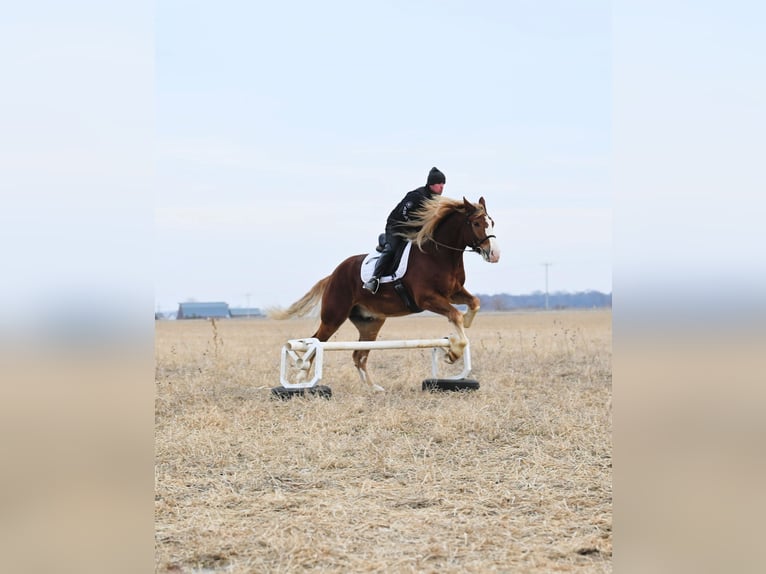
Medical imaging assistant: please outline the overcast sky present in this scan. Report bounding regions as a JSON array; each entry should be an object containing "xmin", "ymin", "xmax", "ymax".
[
  {"xmin": 5, "ymin": 3, "xmax": 760, "ymax": 322},
  {"xmin": 154, "ymin": 1, "xmax": 611, "ymax": 311}
]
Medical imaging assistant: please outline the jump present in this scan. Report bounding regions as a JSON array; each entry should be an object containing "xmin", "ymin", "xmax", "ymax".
[{"xmin": 269, "ymin": 195, "xmax": 501, "ymax": 391}]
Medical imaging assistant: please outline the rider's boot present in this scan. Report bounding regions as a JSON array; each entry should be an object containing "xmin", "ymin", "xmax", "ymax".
[{"xmin": 362, "ymin": 276, "xmax": 380, "ymax": 294}]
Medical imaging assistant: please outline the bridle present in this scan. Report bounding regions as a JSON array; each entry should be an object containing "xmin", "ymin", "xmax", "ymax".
[
  {"xmin": 468, "ymin": 233, "xmax": 497, "ymax": 254},
  {"xmin": 428, "ymin": 213, "xmax": 496, "ymax": 255}
]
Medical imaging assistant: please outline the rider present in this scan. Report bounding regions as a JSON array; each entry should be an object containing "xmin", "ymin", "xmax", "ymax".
[{"xmin": 362, "ymin": 167, "xmax": 446, "ymax": 294}]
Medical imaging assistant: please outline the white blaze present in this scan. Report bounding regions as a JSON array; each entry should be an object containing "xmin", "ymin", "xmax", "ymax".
[{"xmin": 485, "ymin": 215, "xmax": 500, "ymax": 263}]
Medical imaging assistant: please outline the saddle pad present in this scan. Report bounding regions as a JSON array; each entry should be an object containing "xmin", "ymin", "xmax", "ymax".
[{"xmin": 360, "ymin": 242, "xmax": 413, "ymax": 284}]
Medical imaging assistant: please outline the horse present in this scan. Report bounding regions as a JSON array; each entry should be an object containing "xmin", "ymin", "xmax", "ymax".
[{"xmin": 269, "ymin": 196, "xmax": 501, "ymax": 391}]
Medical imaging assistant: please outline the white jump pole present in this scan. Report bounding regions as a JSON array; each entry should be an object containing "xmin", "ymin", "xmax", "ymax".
[{"xmin": 279, "ymin": 337, "xmax": 471, "ymax": 389}]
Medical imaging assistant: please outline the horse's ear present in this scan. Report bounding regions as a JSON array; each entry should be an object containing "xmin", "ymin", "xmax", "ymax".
[
  {"xmin": 463, "ymin": 197, "xmax": 475, "ymax": 213},
  {"xmin": 479, "ymin": 196, "xmax": 486, "ymax": 209}
]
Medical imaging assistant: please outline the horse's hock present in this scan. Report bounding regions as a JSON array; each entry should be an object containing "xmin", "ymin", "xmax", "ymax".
[{"xmin": 273, "ymin": 337, "xmax": 479, "ymax": 398}]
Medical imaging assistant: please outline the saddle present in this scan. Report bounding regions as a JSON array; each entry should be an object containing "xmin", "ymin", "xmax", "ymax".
[{"xmin": 361, "ymin": 236, "xmax": 421, "ymax": 313}]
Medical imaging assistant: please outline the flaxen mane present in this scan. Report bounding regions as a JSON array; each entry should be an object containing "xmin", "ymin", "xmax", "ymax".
[{"xmin": 398, "ymin": 196, "xmax": 486, "ymax": 250}]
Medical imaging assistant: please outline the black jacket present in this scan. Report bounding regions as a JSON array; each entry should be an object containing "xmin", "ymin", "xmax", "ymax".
[{"xmin": 385, "ymin": 186, "xmax": 434, "ymax": 232}]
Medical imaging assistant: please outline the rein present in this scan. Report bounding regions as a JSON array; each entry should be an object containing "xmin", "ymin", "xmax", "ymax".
[{"xmin": 429, "ymin": 236, "xmax": 496, "ymax": 254}]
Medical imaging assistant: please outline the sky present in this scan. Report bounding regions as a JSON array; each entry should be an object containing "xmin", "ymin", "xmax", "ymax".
[
  {"xmin": 154, "ymin": 1, "xmax": 612, "ymax": 312},
  {"xmin": 3, "ymin": 2, "xmax": 761, "ymax": 323}
]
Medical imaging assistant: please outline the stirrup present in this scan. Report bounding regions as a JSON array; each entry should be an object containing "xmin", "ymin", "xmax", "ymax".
[{"xmin": 363, "ymin": 277, "xmax": 380, "ymax": 294}]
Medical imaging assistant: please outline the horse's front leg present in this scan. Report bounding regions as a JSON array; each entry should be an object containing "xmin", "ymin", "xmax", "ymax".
[
  {"xmin": 421, "ymin": 297, "xmax": 469, "ymax": 364},
  {"xmin": 450, "ymin": 287, "xmax": 481, "ymax": 329},
  {"xmin": 445, "ymin": 309, "xmax": 469, "ymax": 363}
]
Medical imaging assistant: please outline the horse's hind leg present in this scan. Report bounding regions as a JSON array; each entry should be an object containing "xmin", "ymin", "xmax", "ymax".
[
  {"xmin": 311, "ymin": 294, "xmax": 352, "ymax": 342},
  {"xmin": 301, "ymin": 300, "xmax": 352, "ymax": 385},
  {"xmin": 349, "ymin": 306, "xmax": 386, "ymax": 392}
]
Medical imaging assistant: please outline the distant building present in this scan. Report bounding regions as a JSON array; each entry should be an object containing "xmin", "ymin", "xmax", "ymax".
[
  {"xmin": 176, "ymin": 302, "xmax": 231, "ymax": 319},
  {"xmin": 229, "ymin": 307, "xmax": 264, "ymax": 318}
]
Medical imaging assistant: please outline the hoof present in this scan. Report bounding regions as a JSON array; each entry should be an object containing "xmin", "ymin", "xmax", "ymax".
[{"xmin": 444, "ymin": 347, "xmax": 465, "ymax": 364}]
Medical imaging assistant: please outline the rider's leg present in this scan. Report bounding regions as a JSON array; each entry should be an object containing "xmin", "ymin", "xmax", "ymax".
[{"xmin": 363, "ymin": 233, "xmax": 402, "ymax": 293}]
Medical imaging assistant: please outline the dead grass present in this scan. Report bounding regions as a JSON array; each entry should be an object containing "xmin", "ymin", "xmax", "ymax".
[{"xmin": 156, "ymin": 310, "xmax": 612, "ymax": 573}]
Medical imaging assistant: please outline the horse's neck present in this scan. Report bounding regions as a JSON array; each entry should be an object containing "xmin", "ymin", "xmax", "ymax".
[{"xmin": 431, "ymin": 211, "xmax": 468, "ymax": 254}]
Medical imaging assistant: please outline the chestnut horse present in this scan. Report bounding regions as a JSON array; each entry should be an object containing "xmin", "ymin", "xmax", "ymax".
[{"xmin": 270, "ymin": 196, "xmax": 501, "ymax": 391}]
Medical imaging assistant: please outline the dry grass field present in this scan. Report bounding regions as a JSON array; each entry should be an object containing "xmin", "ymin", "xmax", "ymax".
[{"xmin": 155, "ymin": 309, "xmax": 612, "ymax": 573}]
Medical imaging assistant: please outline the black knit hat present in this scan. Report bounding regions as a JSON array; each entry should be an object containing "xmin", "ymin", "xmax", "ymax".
[{"xmin": 426, "ymin": 167, "xmax": 446, "ymax": 186}]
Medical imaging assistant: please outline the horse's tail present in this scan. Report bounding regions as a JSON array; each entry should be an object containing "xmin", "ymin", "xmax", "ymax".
[{"xmin": 267, "ymin": 276, "xmax": 331, "ymax": 320}]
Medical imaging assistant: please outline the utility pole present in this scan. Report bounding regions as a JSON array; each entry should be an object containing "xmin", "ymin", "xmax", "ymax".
[
  {"xmin": 542, "ymin": 262, "xmax": 552, "ymax": 310},
  {"xmin": 245, "ymin": 292, "xmax": 251, "ymax": 318}
]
